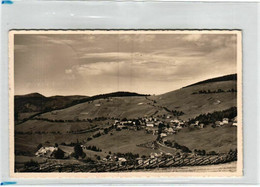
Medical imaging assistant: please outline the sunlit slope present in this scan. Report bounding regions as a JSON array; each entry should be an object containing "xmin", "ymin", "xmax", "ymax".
[
  {"xmin": 155, "ymin": 80, "xmax": 237, "ymax": 120},
  {"xmin": 39, "ymin": 96, "xmax": 157, "ymax": 120},
  {"xmin": 37, "ymin": 80, "xmax": 236, "ymax": 121}
]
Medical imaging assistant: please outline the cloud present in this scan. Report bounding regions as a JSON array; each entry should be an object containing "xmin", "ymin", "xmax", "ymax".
[
  {"xmin": 65, "ymin": 69, "xmax": 73, "ymax": 74},
  {"xmin": 14, "ymin": 33, "xmax": 237, "ymax": 96}
]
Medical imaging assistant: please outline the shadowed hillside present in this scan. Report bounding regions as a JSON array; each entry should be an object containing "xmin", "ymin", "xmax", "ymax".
[
  {"xmin": 183, "ymin": 74, "xmax": 237, "ymax": 88},
  {"xmin": 14, "ymin": 93, "xmax": 88, "ymax": 123}
]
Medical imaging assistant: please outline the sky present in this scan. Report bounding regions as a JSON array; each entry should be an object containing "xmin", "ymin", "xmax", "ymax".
[{"xmin": 14, "ymin": 32, "xmax": 237, "ymax": 96}]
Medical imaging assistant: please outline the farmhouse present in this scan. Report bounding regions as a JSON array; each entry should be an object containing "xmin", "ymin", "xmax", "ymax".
[
  {"xmin": 222, "ymin": 118, "xmax": 229, "ymax": 124},
  {"xmin": 160, "ymin": 133, "xmax": 167, "ymax": 138},
  {"xmin": 175, "ymin": 125, "xmax": 183, "ymax": 130},
  {"xmin": 199, "ymin": 123, "xmax": 205, "ymax": 129},
  {"xmin": 137, "ymin": 158, "xmax": 144, "ymax": 165},
  {"xmin": 146, "ymin": 126, "xmax": 158, "ymax": 135},
  {"xmin": 215, "ymin": 121, "xmax": 224, "ymax": 127},
  {"xmin": 118, "ymin": 157, "xmax": 127, "ymax": 166},
  {"xmin": 35, "ymin": 146, "xmax": 58, "ymax": 158},
  {"xmin": 146, "ymin": 123, "xmax": 154, "ymax": 127},
  {"xmin": 165, "ymin": 127, "xmax": 175, "ymax": 134}
]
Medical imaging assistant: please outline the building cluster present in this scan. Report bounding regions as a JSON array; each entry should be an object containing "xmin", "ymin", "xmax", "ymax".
[
  {"xmin": 189, "ymin": 116, "xmax": 238, "ymax": 128},
  {"xmin": 215, "ymin": 117, "xmax": 237, "ymax": 127}
]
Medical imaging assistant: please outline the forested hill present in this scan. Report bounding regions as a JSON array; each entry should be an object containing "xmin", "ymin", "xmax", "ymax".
[
  {"xmin": 183, "ymin": 74, "xmax": 237, "ymax": 88},
  {"xmin": 70, "ymin": 91, "xmax": 150, "ymax": 106}
]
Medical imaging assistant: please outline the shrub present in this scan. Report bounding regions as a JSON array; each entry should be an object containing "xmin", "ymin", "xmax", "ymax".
[
  {"xmin": 53, "ymin": 148, "xmax": 65, "ymax": 159},
  {"xmin": 37, "ymin": 143, "xmax": 43, "ymax": 150},
  {"xmin": 73, "ymin": 143, "xmax": 84, "ymax": 159},
  {"xmin": 208, "ymin": 151, "xmax": 217, "ymax": 155},
  {"xmin": 24, "ymin": 160, "xmax": 39, "ymax": 168}
]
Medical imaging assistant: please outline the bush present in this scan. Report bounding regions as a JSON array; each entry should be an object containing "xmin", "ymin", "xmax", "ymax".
[
  {"xmin": 53, "ymin": 148, "xmax": 65, "ymax": 159},
  {"xmin": 73, "ymin": 143, "xmax": 84, "ymax": 159},
  {"xmin": 24, "ymin": 160, "xmax": 39, "ymax": 168},
  {"xmin": 37, "ymin": 143, "xmax": 43, "ymax": 150},
  {"xmin": 208, "ymin": 151, "xmax": 217, "ymax": 155}
]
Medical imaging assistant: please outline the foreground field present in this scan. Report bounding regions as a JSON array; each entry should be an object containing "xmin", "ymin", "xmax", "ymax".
[
  {"xmin": 166, "ymin": 125, "xmax": 237, "ymax": 153},
  {"xmin": 85, "ymin": 129, "xmax": 158, "ymax": 156},
  {"xmin": 143, "ymin": 161, "xmax": 237, "ymax": 173}
]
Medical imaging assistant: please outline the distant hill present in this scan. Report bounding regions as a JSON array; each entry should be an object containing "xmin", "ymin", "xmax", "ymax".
[
  {"xmin": 15, "ymin": 74, "xmax": 237, "ymax": 124},
  {"xmin": 69, "ymin": 91, "xmax": 150, "ymax": 106},
  {"xmin": 14, "ymin": 93, "xmax": 88, "ymax": 123},
  {"xmin": 183, "ymin": 74, "xmax": 237, "ymax": 88}
]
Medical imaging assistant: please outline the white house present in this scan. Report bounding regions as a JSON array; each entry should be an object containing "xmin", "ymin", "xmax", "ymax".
[
  {"xmin": 199, "ymin": 123, "xmax": 205, "ymax": 129},
  {"xmin": 118, "ymin": 157, "xmax": 127, "ymax": 166},
  {"xmin": 166, "ymin": 127, "xmax": 175, "ymax": 134},
  {"xmin": 176, "ymin": 126, "xmax": 182, "ymax": 130},
  {"xmin": 146, "ymin": 123, "xmax": 154, "ymax": 127},
  {"xmin": 35, "ymin": 146, "xmax": 58, "ymax": 158},
  {"xmin": 160, "ymin": 133, "xmax": 167, "ymax": 137},
  {"xmin": 223, "ymin": 118, "xmax": 229, "ymax": 124}
]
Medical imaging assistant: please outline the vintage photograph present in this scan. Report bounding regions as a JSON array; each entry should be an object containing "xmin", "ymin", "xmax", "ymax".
[{"xmin": 9, "ymin": 30, "xmax": 242, "ymax": 177}]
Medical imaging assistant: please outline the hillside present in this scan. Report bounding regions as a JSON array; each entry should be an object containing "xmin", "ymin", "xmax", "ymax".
[
  {"xmin": 14, "ymin": 93, "xmax": 88, "ymax": 123},
  {"xmin": 34, "ymin": 77, "xmax": 237, "ymax": 122},
  {"xmin": 155, "ymin": 80, "xmax": 237, "ymax": 120},
  {"xmin": 183, "ymin": 74, "xmax": 237, "ymax": 88}
]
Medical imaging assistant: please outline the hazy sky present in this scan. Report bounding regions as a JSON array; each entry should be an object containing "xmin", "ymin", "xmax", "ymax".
[{"xmin": 14, "ymin": 33, "xmax": 237, "ymax": 96}]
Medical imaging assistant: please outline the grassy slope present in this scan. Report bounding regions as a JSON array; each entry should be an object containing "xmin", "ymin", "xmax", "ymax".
[
  {"xmin": 35, "ymin": 80, "xmax": 236, "ymax": 122},
  {"xmin": 166, "ymin": 125, "xmax": 237, "ymax": 153},
  {"xmin": 85, "ymin": 129, "xmax": 159, "ymax": 156},
  {"xmin": 39, "ymin": 96, "xmax": 157, "ymax": 120},
  {"xmin": 156, "ymin": 80, "xmax": 237, "ymax": 120},
  {"xmin": 15, "ymin": 120, "xmax": 96, "ymax": 133}
]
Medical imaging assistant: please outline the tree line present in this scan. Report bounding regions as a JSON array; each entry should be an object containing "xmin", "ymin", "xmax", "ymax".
[{"xmin": 188, "ymin": 107, "xmax": 237, "ymax": 125}]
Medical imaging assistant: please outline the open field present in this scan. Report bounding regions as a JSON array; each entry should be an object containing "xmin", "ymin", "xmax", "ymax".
[
  {"xmin": 142, "ymin": 161, "xmax": 237, "ymax": 173},
  {"xmin": 166, "ymin": 125, "xmax": 237, "ymax": 153},
  {"xmin": 85, "ymin": 129, "xmax": 159, "ymax": 156},
  {"xmin": 156, "ymin": 80, "xmax": 237, "ymax": 120}
]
